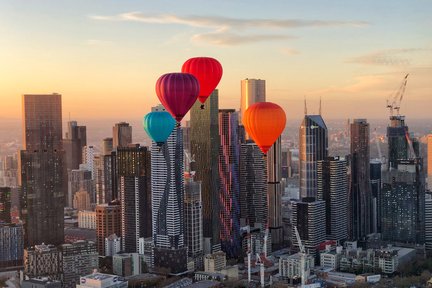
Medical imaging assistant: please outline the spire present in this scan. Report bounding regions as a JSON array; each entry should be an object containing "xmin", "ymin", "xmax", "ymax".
[
  {"xmin": 319, "ymin": 96, "xmax": 322, "ymax": 115},
  {"xmin": 304, "ymin": 96, "xmax": 307, "ymax": 115}
]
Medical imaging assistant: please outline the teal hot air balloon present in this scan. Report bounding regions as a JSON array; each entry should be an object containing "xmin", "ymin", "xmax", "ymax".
[{"xmin": 143, "ymin": 111, "xmax": 176, "ymax": 146}]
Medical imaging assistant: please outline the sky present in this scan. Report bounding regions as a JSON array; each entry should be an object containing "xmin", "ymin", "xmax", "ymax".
[{"xmin": 0, "ymin": 0, "xmax": 431, "ymax": 122}]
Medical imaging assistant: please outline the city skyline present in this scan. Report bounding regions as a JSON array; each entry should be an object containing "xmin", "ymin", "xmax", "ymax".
[{"xmin": 1, "ymin": 1, "xmax": 431, "ymax": 121}]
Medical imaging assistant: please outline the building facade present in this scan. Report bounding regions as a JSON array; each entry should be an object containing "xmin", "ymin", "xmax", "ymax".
[
  {"xmin": 24, "ymin": 244, "xmax": 62, "ymax": 282},
  {"xmin": 96, "ymin": 203, "xmax": 121, "ymax": 255},
  {"xmin": 78, "ymin": 211, "xmax": 96, "ymax": 230},
  {"xmin": 370, "ymin": 160, "xmax": 382, "ymax": 233},
  {"xmin": 0, "ymin": 187, "xmax": 11, "ymax": 223},
  {"xmin": 240, "ymin": 79, "xmax": 265, "ymax": 122},
  {"xmin": 0, "ymin": 223, "xmax": 24, "ymax": 271},
  {"xmin": 19, "ymin": 94, "xmax": 65, "ymax": 247},
  {"xmin": 68, "ymin": 167, "xmax": 93, "ymax": 208},
  {"xmin": 113, "ymin": 122, "xmax": 132, "ymax": 149}
]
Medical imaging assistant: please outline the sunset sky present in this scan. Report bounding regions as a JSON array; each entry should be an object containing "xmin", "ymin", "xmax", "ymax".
[{"xmin": 0, "ymin": 0, "xmax": 431, "ymax": 121}]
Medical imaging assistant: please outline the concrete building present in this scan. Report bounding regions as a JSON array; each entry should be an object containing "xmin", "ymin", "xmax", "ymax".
[
  {"xmin": 279, "ymin": 253, "xmax": 315, "ymax": 280},
  {"xmin": 113, "ymin": 122, "xmax": 132, "ymax": 149},
  {"xmin": 77, "ymin": 273, "xmax": 128, "ymax": 288},
  {"xmin": 204, "ymin": 252, "xmax": 227, "ymax": 273},
  {"xmin": 24, "ymin": 244, "xmax": 62, "ymax": 282},
  {"xmin": 22, "ymin": 277, "xmax": 61, "ymax": 288},
  {"xmin": 78, "ymin": 211, "xmax": 96, "ymax": 230},
  {"xmin": 68, "ymin": 167, "xmax": 93, "ymax": 208},
  {"xmin": 0, "ymin": 223, "xmax": 24, "ymax": 271},
  {"xmin": 105, "ymin": 234, "xmax": 121, "ymax": 257},
  {"xmin": 19, "ymin": 94, "xmax": 65, "ymax": 247},
  {"xmin": 96, "ymin": 203, "xmax": 121, "ymax": 255},
  {"xmin": 113, "ymin": 253, "xmax": 141, "ymax": 277},
  {"xmin": 320, "ymin": 246, "xmax": 343, "ymax": 270},
  {"xmin": 73, "ymin": 189, "xmax": 91, "ymax": 211},
  {"xmin": 138, "ymin": 237, "xmax": 153, "ymax": 269}
]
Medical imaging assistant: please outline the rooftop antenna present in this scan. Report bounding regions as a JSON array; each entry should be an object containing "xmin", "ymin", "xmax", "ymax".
[
  {"xmin": 319, "ymin": 96, "xmax": 322, "ymax": 115},
  {"xmin": 69, "ymin": 112, "xmax": 71, "ymax": 122},
  {"xmin": 304, "ymin": 96, "xmax": 307, "ymax": 115}
]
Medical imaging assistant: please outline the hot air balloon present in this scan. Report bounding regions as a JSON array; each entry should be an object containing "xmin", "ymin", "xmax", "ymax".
[
  {"xmin": 242, "ymin": 102, "xmax": 286, "ymax": 154},
  {"xmin": 143, "ymin": 111, "xmax": 176, "ymax": 146},
  {"xmin": 155, "ymin": 73, "xmax": 200, "ymax": 123},
  {"xmin": 181, "ymin": 57, "xmax": 223, "ymax": 108}
]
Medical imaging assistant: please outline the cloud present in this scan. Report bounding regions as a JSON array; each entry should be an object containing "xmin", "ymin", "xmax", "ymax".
[
  {"xmin": 86, "ymin": 39, "xmax": 113, "ymax": 46},
  {"xmin": 280, "ymin": 47, "xmax": 300, "ymax": 56},
  {"xmin": 348, "ymin": 48, "xmax": 432, "ymax": 66},
  {"xmin": 89, "ymin": 12, "xmax": 368, "ymax": 46}
]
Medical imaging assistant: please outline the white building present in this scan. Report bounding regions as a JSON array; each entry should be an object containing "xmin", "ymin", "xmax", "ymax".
[
  {"xmin": 82, "ymin": 146, "xmax": 95, "ymax": 180},
  {"xmin": 279, "ymin": 253, "xmax": 314, "ymax": 280},
  {"xmin": 425, "ymin": 193, "xmax": 432, "ymax": 250},
  {"xmin": 77, "ymin": 273, "xmax": 127, "ymax": 288},
  {"xmin": 138, "ymin": 237, "xmax": 153, "ymax": 268},
  {"xmin": 105, "ymin": 234, "xmax": 121, "ymax": 257},
  {"xmin": 320, "ymin": 246, "xmax": 343, "ymax": 270},
  {"xmin": 78, "ymin": 211, "xmax": 96, "ymax": 230}
]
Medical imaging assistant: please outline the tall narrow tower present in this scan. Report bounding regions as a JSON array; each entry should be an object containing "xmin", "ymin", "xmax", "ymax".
[{"xmin": 20, "ymin": 94, "xmax": 65, "ymax": 247}]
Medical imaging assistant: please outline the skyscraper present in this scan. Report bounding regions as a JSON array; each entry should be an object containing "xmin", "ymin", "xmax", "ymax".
[
  {"xmin": 299, "ymin": 115, "xmax": 328, "ymax": 199},
  {"xmin": 428, "ymin": 134, "xmax": 432, "ymax": 184},
  {"xmin": 387, "ymin": 116, "xmax": 409, "ymax": 170},
  {"xmin": 67, "ymin": 167, "xmax": 93, "ymax": 207},
  {"xmin": 240, "ymin": 79, "xmax": 265, "ymax": 121},
  {"xmin": 96, "ymin": 203, "xmax": 121, "ymax": 256},
  {"xmin": 317, "ymin": 157, "xmax": 348, "ymax": 242},
  {"xmin": 184, "ymin": 177, "xmax": 204, "ymax": 270},
  {"xmin": 19, "ymin": 94, "xmax": 65, "ymax": 247},
  {"xmin": 370, "ymin": 160, "xmax": 382, "ymax": 233},
  {"xmin": 0, "ymin": 223, "xmax": 24, "ymax": 271},
  {"xmin": 117, "ymin": 144, "xmax": 151, "ymax": 253},
  {"xmin": 113, "ymin": 122, "xmax": 132, "ymax": 149},
  {"xmin": 73, "ymin": 189, "xmax": 91, "ymax": 211},
  {"xmin": 64, "ymin": 121, "xmax": 87, "ymax": 173},
  {"xmin": 239, "ymin": 143, "xmax": 267, "ymax": 229},
  {"xmin": 349, "ymin": 119, "xmax": 372, "ymax": 240},
  {"xmin": 190, "ymin": 90, "xmax": 221, "ymax": 254},
  {"xmin": 152, "ymin": 118, "xmax": 187, "ymax": 274},
  {"xmin": 425, "ymin": 193, "xmax": 432, "ymax": 250},
  {"xmin": 218, "ymin": 109, "xmax": 241, "ymax": 258},
  {"xmin": 0, "ymin": 187, "xmax": 11, "ymax": 223}
]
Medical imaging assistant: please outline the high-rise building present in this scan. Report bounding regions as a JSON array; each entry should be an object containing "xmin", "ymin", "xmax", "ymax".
[
  {"xmin": 299, "ymin": 115, "xmax": 328, "ymax": 199},
  {"xmin": 184, "ymin": 177, "xmax": 204, "ymax": 270},
  {"xmin": 64, "ymin": 121, "xmax": 87, "ymax": 173},
  {"xmin": 291, "ymin": 198, "xmax": 326, "ymax": 254},
  {"xmin": 113, "ymin": 122, "xmax": 132, "ymax": 149},
  {"xmin": 267, "ymin": 137, "xmax": 283, "ymax": 246},
  {"xmin": 82, "ymin": 145, "xmax": 95, "ymax": 180},
  {"xmin": 68, "ymin": 167, "xmax": 93, "ymax": 208},
  {"xmin": 370, "ymin": 160, "xmax": 382, "ymax": 233},
  {"xmin": 24, "ymin": 244, "xmax": 62, "ymax": 282},
  {"xmin": 425, "ymin": 193, "xmax": 432, "ymax": 251},
  {"xmin": 151, "ymin": 115, "xmax": 187, "ymax": 274},
  {"xmin": 240, "ymin": 79, "xmax": 265, "ymax": 122},
  {"xmin": 78, "ymin": 210, "xmax": 96, "ymax": 230},
  {"xmin": 19, "ymin": 94, "xmax": 65, "ymax": 247},
  {"xmin": 349, "ymin": 119, "xmax": 372, "ymax": 240},
  {"xmin": 239, "ymin": 143, "xmax": 267, "ymax": 229},
  {"xmin": 73, "ymin": 189, "xmax": 91, "ymax": 211},
  {"xmin": 96, "ymin": 203, "xmax": 121, "ymax": 255},
  {"xmin": 95, "ymin": 138, "xmax": 117, "ymax": 203},
  {"xmin": 118, "ymin": 144, "xmax": 151, "ymax": 253},
  {"xmin": 190, "ymin": 90, "xmax": 220, "ymax": 254},
  {"xmin": 0, "ymin": 223, "xmax": 24, "ymax": 271},
  {"xmin": 0, "ymin": 187, "xmax": 11, "ymax": 223},
  {"xmin": 218, "ymin": 109, "xmax": 241, "ymax": 259},
  {"xmin": 387, "ymin": 116, "xmax": 409, "ymax": 170},
  {"xmin": 428, "ymin": 135, "xmax": 432, "ymax": 182},
  {"xmin": 0, "ymin": 154, "xmax": 19, "ymax": 188},
  {"xmin": 381, "ymin": 159, "xmax": 425, "ymax": 243},
  {"xmin": 317, "ymin": 157, "xmax": 348, "ymax": 242},
  {"xmin": 60, "ymin": 240, "xmax": 98, "ymax": 288}
]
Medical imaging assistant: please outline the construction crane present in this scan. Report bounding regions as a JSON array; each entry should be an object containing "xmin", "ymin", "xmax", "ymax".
[
  {"xmin": 294, "ymin": 226, "xmax": 309, "ymax": 287},
  {"xmin": 386, "ymin": 73, "xmax": 409, "ymax": 116}
]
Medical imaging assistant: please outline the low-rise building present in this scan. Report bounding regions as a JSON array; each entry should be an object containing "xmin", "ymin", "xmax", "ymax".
[
  {"xmin": 113, "ymin": 253, "xmax": 141, "ymax": 277},
  {"xmin": 78, "ymin": 211, "xmax": 96, "ymax": 230},
  {"xmin": 279, "ymin": 253, "xmax": 315, "ymax": 280},
  {"xmin": 76, "ymin": 273, "xmax": 127, "ymax": 288},
  {"xmin": 105, "ymin": 234, "xmax": 121, "ymax": 257},
  {"xmin": 21, "ymin": 277, "xmax": 61, "ymax": 288},
  {"xmin": 204, "ymin": 252, "xmax": 226, "ymax": 273},
  {"xmin": 320, "ymin": 246, "xmax": 343, "ymax": 270}
]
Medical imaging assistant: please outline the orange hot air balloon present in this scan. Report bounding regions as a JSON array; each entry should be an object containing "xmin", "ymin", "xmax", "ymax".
[{"xmin": 242, "ymin": 102, "xmax": 286, "ymax": 154}]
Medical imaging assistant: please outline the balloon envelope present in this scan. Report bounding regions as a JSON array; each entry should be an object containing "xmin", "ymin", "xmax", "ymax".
[
  {"xmin": 143, "ymin": 111, "xmax": 176, "ymax": 146},
  {"xmin": 155, "ymin": 73, "xmax": 200, "ymax": 122},
  {"xmin": 242, "ymin": 102, "xmax": 286, "ymax": 154},
  {"xmin": 181, "ymin": 57, "xmax": 223, "ymax": 104}
]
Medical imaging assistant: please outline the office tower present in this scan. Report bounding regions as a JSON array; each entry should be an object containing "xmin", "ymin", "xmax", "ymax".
[
  {"xmin": 349, "ymin": 119, "xmax": 372, "ymax": 240},
  {"xmin": 387, "ymin": 116, "xmax": 409, "ymax": 170},
  {"xmin": 68, "ymin": 167, "xmax": 93, "ymax": 207},
  {"xmin": 1, "ymin": 154, "xmax": 18, "ymax": 188},
  {"xmin": 113, "ymin": 122, "xmax": 132, "ymax": 149},
  {"xmin": 105, "ymin": 234, "xmax": 121, "ymax": 256},
  {"xmin": 370, "ymin": 160, "xmax": 382, "ymax": 233},
  {"xmin": 78, "ymin": 211, "xmax": 96, "ymax": 229},
  {"xmin": 292, "ymin": 198, "xmax": 326, "ymax": 255},
  {"xmin": 60, "ymin": 241, "xmax": 98, "ymax": 288},
  {"xmin": 0, "ymin": 187, "xmax": 11, "ymax": 223},
  {"xmin": 299, "ymin": 115, "xmax": 328, "ymax": 199},
  {"xmin": 282, "ymin": 148, "xmax": 289, "ymax": 178},
  {"xmin": 267, "ymin": 137, "xmax": 283, "ymax": 246},
  {"xmin": 152, "ymin": 123, "xmax": 187, "ymax": 274},
  {"xmin": 118, "ymin": 144, "xmax": 151, "ymax": 253},
  {"xmin": 428, "ymin": 135, "xmax": 432, "ymax": 184},
  {"xmin": 113, "ymin": 253, "xmax": 141, "ymax": 277},
  {"xmin": 218, "ymin": 109, "xmax": 241, "ymax": 258},
  {"xmin": 19, "ymin": 94, "xmax": 65, "ymax": 247},
  {"xmin": 190, "ymin": 90, "xmax": 221, "ymax": 254},
  {"xmin": 184, "ymin": 177, "xmax": 204, "ymax": 270},
  {"xmin": 64, "ymin": 121, "xmax": 87, "ymax": 172},
  {"xmin": 239, "ymin": 143, "xmax": 267, "ymax": 229},
  {"xmin": 97, "ymin": 138, "xmax": 117, "ymax": 203},
  {"xmin": 24, "ymin": 244, "xmax": 62, "ymax": 281},
  {"xmin": 96, "ymin": 203, "xmax": 121, "ymax": 255},
  {"xmin": 73, "ymin": 189, "xmax": 91, "ymax": 211},
  {"xmin": 381, "ymin": 158, "xmax": 425, "ymax": 243},
  {"xmin": 82, "ymin": 145, "xmax": 95, "ymax": 180},
  {"xmin": 240, "ymin": 79, "xmax": 265, "ymax": 121},
  {"xmin": 425, "ymin": 193, "xmax": 432, "ymax": 250},
  {"xmin": 0, "ymin": 223, "xmax": 24, "ymax": 271},
  {"xmin": 317, "ymin": 157, "xmax": 348, "ymax": 242}
]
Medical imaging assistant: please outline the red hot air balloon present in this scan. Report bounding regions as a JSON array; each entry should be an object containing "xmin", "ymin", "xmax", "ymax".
[
  {"xmin": 181, "ymin": 57, "xmax": 223, "ymax": 107},
  {"xmin": 242, "ymin": 102, "xmax": 286, "ymax": 154},
  {"xmin": 155, "ymin": 73, "xmax": 200, "ymax": 123}
]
